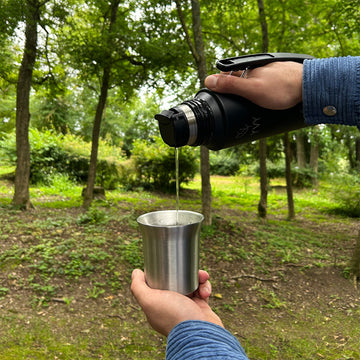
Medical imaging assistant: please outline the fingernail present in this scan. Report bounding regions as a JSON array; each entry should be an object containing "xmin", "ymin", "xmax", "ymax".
[{"xmin": 205, "ymin": 75, "xmax": 218, "ymax": 89}]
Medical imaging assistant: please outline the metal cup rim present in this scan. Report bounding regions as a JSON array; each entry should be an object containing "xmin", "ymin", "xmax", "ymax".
[{"xmin": 137, "ymin": 210, "xmax": 204, "ymax": 228}]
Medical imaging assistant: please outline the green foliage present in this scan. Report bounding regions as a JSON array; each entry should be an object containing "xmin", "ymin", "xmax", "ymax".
[
  {"xmin": 123, "ymin": 136, "xmax": 198, "ymax": 191},
  {"xmin": 30, "ymin": 91, "xmax": 78, "ymax": 135},
  {"xmin": 119, "ymin": 238, "xmax": 143, "ymax": 270},
  {"xmin": 0, "ymin": 129, "xmax": 124, "ymax": 189},
  {"xmin": 291, "ymin": 166, "xmax": 317, "ymax": 188},
  {"xmin": 262, "ymin": 162, "xmax": 285, "ymax": 180},
  {"xmin": 0, "ymin": 84, "xmax": 16, "ymax": 134},
  {"xmin": 77, "ymin": 205, "xmax": 109, "ymax": 225},
  {"xmin": 116, "ymin": 159, "xmax": 137, "ymax": 191},
  {"xmin": 96, "ymin": 160, "xmax": 120, "ymax": 190},
  {"xmin": 330, "ymin": 172, "xmax": 360, "ymax": 217},
  {"xmin": 37, "ymin": 173, "xmax": 79, "ymax": 196},
  {"xmin": 31, "ymin": 144, "xmax": 87, "ymax": 185},
  {"xmin": 0, "ymin": 287, "xmax": 9, "ymax": 298},
  {"xmin": 116, "ymin": 95, "xmax": 161, "ymax": 156},
  {"xmin": 209, "ymin": 150, "xmax": 239, "ymax": 176},
  {"xmin": 252, "ymin": 161, "xmax": 317, "ymax": 188},
  {"xmin": 86, "ymin": 285, "xmax": 105, "ymax": 299},
  {"xmin": 260, "ymin": 289, "xmax": 287, "ymax": 309},
  {"xmin": 0, "ymin": 172, "xmax": 359, "ymax": 358}
]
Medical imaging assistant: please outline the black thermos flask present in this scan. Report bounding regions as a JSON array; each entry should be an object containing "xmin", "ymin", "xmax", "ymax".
[
  {"xmin": 155, "ymin": 52, "xmax": 314, "ymax": 151},
  {"xmin": 155, "ymin": 88, "xmax": 306, "ymax": 151}
]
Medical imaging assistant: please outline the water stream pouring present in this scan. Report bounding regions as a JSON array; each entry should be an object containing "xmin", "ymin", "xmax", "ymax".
[{"xmin": 155, "ymin": 53, "xmax": 314, "ymax": 151}]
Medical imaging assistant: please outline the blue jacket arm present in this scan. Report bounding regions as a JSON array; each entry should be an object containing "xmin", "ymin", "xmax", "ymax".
[
  {"xmin": 303, "ymin": 56, "xmax": 360, "ymax": 128},
  {"xmin": 166, "ymin": 320, "xmax": 249, "ymax": 360}
]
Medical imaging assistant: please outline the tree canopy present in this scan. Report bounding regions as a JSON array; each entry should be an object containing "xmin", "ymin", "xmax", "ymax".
[{"xmin": 0, "ymin": 0, "xmax": 359, "ymax": 204}]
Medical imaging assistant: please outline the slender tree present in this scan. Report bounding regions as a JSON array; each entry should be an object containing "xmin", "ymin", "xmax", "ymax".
[
  {"xmin": 356, "ymin": 137, "xmax": 360, "ymax": 170},
  {"xmin": 257, "ymin": 0, "xmax": 268, "ymax": 218},
  {"xmin": 175, "ymin": 0, "xmax": 212, "ymax": 225},
  {"xmin": 13, "ymin": 0, "xmax": 46, "ymax": 209},
  {"xmin": 60, "ymin": 0, "xmax": 147, "ymax": 208},
  {"xmin": 309, "ymin": 127, "xmax": 320, "ymax": 188},
  {"xmin": 191, "ymin": 0, "xmax": 211, "ymax": 226},
  {"xmin": 82, "ymin": 0, "xmax": 121, "ymax": 208},
  {"xmin": 296, "ymin": 131, "xmax": 306, "ymax": 168},
  {"xmin": 350, "ymin": 230, "xmax": 360, "ymax": 288},
  {"xmin": 284, "ymin": 132, "xmax": 295, "ymax": 219}
]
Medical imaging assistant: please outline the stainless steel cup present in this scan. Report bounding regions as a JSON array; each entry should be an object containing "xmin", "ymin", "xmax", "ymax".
[{"xmin": 137, "ymin": 210, "xmax": 204, "ymax": 295}]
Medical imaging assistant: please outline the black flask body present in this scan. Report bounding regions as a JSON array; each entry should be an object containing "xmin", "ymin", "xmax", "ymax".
[
  {"xmin": 156, "ymin": 89, "xmax": 307, "ymax": 151},
  {"xmin": 195, "ymin": 89, "xmax": 306, "ymax": 150}
]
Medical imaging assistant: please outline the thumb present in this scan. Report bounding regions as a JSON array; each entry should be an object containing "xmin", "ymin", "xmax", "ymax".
[{"xmin": 131, "ymin": 269, "xmax": 150, "ymax": 304}]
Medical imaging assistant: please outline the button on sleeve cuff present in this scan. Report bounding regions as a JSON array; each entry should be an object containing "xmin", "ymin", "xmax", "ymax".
[{"xmin": 303, "ymin": 56, "xmax": 360, "ymax": 128}]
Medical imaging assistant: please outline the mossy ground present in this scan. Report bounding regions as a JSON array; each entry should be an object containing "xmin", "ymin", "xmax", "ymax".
[{"xmin": 0, "ymin": 175, "xmax": 359, "ymax": 359}]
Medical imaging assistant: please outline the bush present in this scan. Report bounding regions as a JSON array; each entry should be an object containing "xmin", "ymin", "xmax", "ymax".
[
  {"xmin": 0, "ymin": 129, "xmax": 124, "ymax": 189},
  {"xmin": 77, "ymin": 205, "xmax": 109, "ymax": 225},
  {"xmin": 209, "ymin": 151, "xmax": 239, "ymax": 176},
  {"xmin": 291, "ymin": 166, "xmax": 317, "ymax": 188},
  {"xmin": 117, "ymin": 159, "xmax": 138, "ymax": 191},
  {"xmin": 253, "ymin": 161, "xmax": 317, "ymax": 188},
  {"xmin": 126, "ymin": 136, "xmax": 198, "ymax": 191},
  {"xmin": 96, "ymin": 160, "xmax": 120, "ymax": 190},
  {"xmin": 263, "ymin": 161, "xmax": 285, "ymax": 179},
  {"xmin": 331, "ymin": 172, "xmax": 360, "ymax": 217}
]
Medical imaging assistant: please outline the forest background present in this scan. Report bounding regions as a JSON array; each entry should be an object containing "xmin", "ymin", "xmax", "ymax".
[
  {"xmin": 0, "ymin": 0, "xmax": 360, "ymax": 216},
  {"xmin": 1, "ymin": 0, "xmax": 360, "ymax": 359}
]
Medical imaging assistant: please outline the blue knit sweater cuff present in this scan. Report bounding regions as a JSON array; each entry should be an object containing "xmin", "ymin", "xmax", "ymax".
[
  {"xmin": 303, "ymin": 56, "xmax": 360, "ymax": 128},
  {"xmin": 166, "ymin": 320, "xmax": 249, "ymax": 360}
]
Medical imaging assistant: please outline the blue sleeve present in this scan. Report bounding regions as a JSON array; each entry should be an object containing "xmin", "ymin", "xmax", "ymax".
[
  {"xmin": 303, "ymin": 56, "xmax": 360, "ymax": 128},
  {"xmin": 166, "ymin": 320, "xmax": 249, "ymax": 360}
]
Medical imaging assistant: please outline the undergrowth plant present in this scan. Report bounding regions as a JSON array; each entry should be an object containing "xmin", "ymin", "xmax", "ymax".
[
  {"xmin": 77, "ymin": 204, "xmax": 109, "ymax": 225},
  {"xmin": 331, "ymin": 172, "xmax": 360, "ymax": 217},
  {"xmin": 0, "ymin": 129, "xmax": 124, "ymax": 189}
]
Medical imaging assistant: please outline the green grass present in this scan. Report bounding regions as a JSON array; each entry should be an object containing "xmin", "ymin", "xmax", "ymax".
[
  {"xmin": 242, "ymin": 306, "xmax": 360, "ymax": 360},
  {"xmin": 1, "ymin": 173, "xmax": 359, "ymax": 359}
]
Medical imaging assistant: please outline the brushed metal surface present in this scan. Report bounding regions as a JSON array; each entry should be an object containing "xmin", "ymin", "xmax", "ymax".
[{"xmin": 137, "ymin": 210, "xmax": 204, "ymax": 295}]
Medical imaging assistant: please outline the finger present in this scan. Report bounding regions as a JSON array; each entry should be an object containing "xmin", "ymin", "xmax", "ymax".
[
  {"xmin": 131, "ymin": 268, "xmax": 145, "ymax": 284},
  {"xmin": 198, "ymin": 279, "xmax": 212, "ymax": 300},
  {"xmin": 220, "ymin": 70, "xmax": 243, "ymax": 77},
  {"xmin": 205, "ymin": 74, "xmax": 262, "ymax": 100},
  {"xmin": 197, "ymin": 270, "xmax": 211, "ymax": 300},
  {"xmin": 131, "ymin": 269, "xmax": 149, "ymax": 305},
  {"xmin": 198, "ymin": 270, "xmax": 210, "ymax": 284},
  {"xmin": 231, "ymin": 70, "xmax": 244, "ymax": 77}
]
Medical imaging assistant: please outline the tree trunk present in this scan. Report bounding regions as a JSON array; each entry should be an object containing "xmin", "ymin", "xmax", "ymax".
[
  {"xmin": 191, "ymin": 0, "xmax": 207, "ymax": 83},
  {"xmin": 257, "ymin": 0, "xmax": 268, "ymax": 219},
  {"xmin": 176, "ymin": 0, "xmax": 211, "ymax": 224},
  {"xmin": 257, "ymin": 0, "xmax": 269, "ymax": 52},
  {"xmin": 258, "ymin": 138, "xmax": 267, "ymax": 218},
  {"xmin": 309, "ymin": 127, "xmax": 319, "ymax": 188},
  {"xmin": 82, "ymin": 68, "xmax": 110, "ymax": 208},
  {"xmin": 191, "ymin": 0, "xmax": 211, "ymax": 224},
  {"xmin": 355, "ymin": 136, "xmax": 360, "ymax": 170},
  {"xmin": 13, "ymin": 0, "xmax": 40, "ymax": 209},
  {"xmin": 82, "ymin": 0, "xmax": 119, "ymax": 208},
  {"xmin": 345, "ymin": 133, "xmax": 356, "ymax": 170},
  {"xmin": 350, "ymin": 230, "xmax": 360, "ymax": 287},
  {"xmin": 284, "ymin": 132, "xmax": 295, "ymax": 219},
  {"xmin": 296, "ymin": 130, "xmax": 307, "ymax": 168},
  {"xmin": 200, "ymin": 146, "xmax": 212, "ymax": 225}
]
